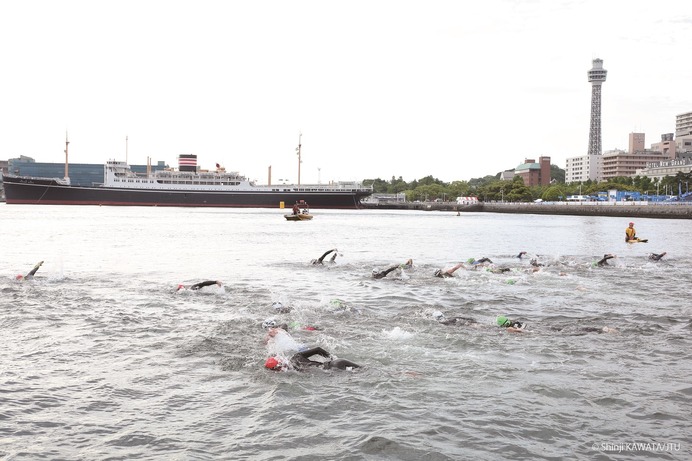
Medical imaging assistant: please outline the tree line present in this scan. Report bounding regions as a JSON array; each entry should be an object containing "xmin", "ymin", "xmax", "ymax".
[{"xmin": 363, "ymin": 166, "xmax": 692, "ymax": 202}]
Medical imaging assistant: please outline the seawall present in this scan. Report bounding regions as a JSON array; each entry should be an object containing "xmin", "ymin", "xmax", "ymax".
[{"xmin": 361, "ymin": 201, "xmax": 692, "ymax": 219}]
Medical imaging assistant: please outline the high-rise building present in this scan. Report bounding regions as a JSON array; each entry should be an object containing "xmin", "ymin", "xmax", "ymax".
[
  {"xmin": 675, "ymin": 111, "xmax": 692, "ymax": 154},
  {"xmin": 565, "ymin": 154, "xmax": 602, "ymax": 184},
  {"xmin": 628, "ymin": 133, "xmax": 645, "ymax": 154},
  {"xmin": 675, "ymin": 111, "xmax": 692, "ymax": 137},
  {"xmin": 587, "ymin": 59, "xmax": 607, "ymax": 156}
]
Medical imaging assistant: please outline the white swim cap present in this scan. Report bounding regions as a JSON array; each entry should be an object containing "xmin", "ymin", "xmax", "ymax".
[
  {"xmin": 262, "ymin": 318, "xmax": 277, "ymax": 329},
  {"xmin": 432, "ymin": 311, "xmax": 445, "ymax": 321}
]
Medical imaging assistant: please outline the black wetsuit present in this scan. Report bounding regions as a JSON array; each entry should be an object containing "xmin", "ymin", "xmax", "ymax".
[
  {"xmin": 312, "ymin": 249, "xmax": 337, "ymax": 265},
  {"xmin": 290, "ymin": 347, "xmax": 360, "ymax": 370},
  {"xmin": 25, "ymin": 261, "xmax": 43, "ymax": 279},
  {"xmin": 474, "ymin": 257, "xmax": 493, "ymax": 264},
  {"xmin": 440, "ymin": 317, "xmax": 477, "ymax": 326},
  {"xmin": 190, "ymin": 281, "xmax": 219, "ymax": 290},
  {"xmin": 596, "ymin": 255, "xmax": 615, "ymax": 267},
  {"xmin": 373, "ymin": 265, "xmax": 399, "ymax": 279},
  {"xmin": 649, "ymin": 253, "xmax": 665, "ymax": 261}
]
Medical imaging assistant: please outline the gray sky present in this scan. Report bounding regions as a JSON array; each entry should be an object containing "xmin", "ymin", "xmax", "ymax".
[{"xmin": 2, "ymin": 0, "xmax": 690, "ymax": 184}]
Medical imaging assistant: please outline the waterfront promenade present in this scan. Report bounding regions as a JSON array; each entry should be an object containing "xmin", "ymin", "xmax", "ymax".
[{"xmin": 361, "ymin": 200, "xmax": 692, "ymax": 219}]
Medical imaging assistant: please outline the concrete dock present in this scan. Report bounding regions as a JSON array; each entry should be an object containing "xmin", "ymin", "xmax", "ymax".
[{"xmin": 361, "ymin": 201, "xmax": 692, "ymax": 219}]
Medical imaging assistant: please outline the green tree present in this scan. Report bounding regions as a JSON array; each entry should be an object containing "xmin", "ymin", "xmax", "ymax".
[{"xmin": 542, "ymin": 185, "xmax": 564, "ymax": 201}]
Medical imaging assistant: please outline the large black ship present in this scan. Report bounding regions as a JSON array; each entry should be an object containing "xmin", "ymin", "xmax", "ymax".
[{"xmin": 2, "ymin": 153, "xmax": 372, "ymax": 209}]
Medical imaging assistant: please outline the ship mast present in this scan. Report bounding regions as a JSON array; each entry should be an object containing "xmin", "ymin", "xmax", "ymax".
[
  {"xmin": 125, "ymin": 135, "xmax": 129, "ymax": 165},
  {"xmin": 296, "ymin": 132, "xmax": 302, "ymax": 186},
  {"xmin": 64, "ymin": 131, "xmax": 70, "ymax": 181}
]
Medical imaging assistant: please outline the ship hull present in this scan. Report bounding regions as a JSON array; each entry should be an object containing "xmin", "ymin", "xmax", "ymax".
[{"xmin": 2, "ymin": 176, "xmax": 370, "ymax": 209}]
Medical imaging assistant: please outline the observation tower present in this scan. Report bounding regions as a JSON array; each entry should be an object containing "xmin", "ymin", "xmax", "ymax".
[{"xmin": 587, "ymin": 58, "xmax": 607, "ymax": 156}]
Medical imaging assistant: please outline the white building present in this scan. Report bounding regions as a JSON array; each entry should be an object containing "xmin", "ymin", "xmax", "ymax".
[
  {"xmin": 635, "ymin": 157, "xmax": 692, "ymax": 181},
  {"xmin": 565, "ymin": 154, "xmax": 603, "ymax": 183},
  {"xmin": 675, "ymin": 111, "xmax": 692, "ymax": 154}
]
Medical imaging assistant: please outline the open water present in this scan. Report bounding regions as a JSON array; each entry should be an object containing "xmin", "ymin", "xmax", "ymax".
[{"xmin": 1, "ymin": 204, "xmax": 691, "ymax": 460}]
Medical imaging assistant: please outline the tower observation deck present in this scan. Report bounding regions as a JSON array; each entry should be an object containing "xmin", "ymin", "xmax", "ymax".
[{"xmin": 587, "ymin": 58, "xmax": 607, "ymax": 156}]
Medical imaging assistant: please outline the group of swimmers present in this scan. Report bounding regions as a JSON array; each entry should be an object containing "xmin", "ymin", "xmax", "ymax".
[{"xmin": 12, "ymin": 220, "xmax": 663, "ymax": 373}]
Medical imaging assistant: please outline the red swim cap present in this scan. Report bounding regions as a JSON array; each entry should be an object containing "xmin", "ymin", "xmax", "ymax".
[
  {"xmin": 15, "ymin": 275, "xmax": 24, "ymax": 280},
  {"xmin": 629, "ymin": 222, "xmax": 634, "ymax": 225},
  {"xmin": 265, "ymin": 357, "xmax": 280, "ymax": 369}
]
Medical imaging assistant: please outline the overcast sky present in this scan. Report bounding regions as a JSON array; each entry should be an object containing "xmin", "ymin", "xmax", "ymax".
[{"xmin": 2, "ymin": 0, "xmax": 691, "ymax": 184}]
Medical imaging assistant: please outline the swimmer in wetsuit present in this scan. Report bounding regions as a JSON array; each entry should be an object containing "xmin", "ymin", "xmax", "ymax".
[
  {"xmin": 434, "ymin": 263, "xmax": 465, "ymax": 278},
  {"xmin": 596, "ymin": 254, "xmax": 615, "ymax": 267},
  {"xmin": 516, "ymin": 251, "xmax": 528, "ymax": 259},
  {"xmin": 648, "ymin": 252, "xmax": 667, "ymax": 261},
  {"xmin": 311, "ymin": 248, "xmax": 338, "ymax": 265},
  {"xmin": 468, "ymin": 257, "xmax": 493, "ymax": 265},
  {"xmin": 265, "ymin": 346, "xmax": 360, "ymax": 371},
  {"xmin": 372, "ymin": 261, "xmax": 410, "ymax": 279},
  {"xmin": 496, "ymin": 315, "xmax": 527, "ymax": 332},
  {"xmin": 432, "ymin": 311, "xmax": 477, "ymax": 326},
  {"xmin": 15, "ymin": 261, "xmax": 43, "ymax": 280},
  {"xmin": 177, "ymin": 280, "xmax": 222, "ymax": 291}
]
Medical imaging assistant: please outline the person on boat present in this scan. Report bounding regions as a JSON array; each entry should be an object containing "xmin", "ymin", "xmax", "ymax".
[
  {"xmin": 176, "ymin": 280, "xmax": 222, "ymax": 291},
  {"xmin": 595, "ymin": 254, "xmax": 615, "ymax": 267},
  {"xmin": 265, "ymin": 347, "xmax": 360, "ymax": 371},
  {"xmin": 311, "ymin": 248, "xmax": 338, "ymax": 265},
  {"xmin": 16, "ymin": 261, "xmax": 43, "ymax": 280},
  {"xmin": 434, "ymin": 262, "xmax": 465, "ymax": 278},
  {"xmin": 648, "ymin": 252, "xmax": 667, "ymax": 261},
  {"xmin": 496, "ymin": 315, "xmax": 527, "ymax": 332},
  {"xmin": 432, "ymin": 311, "xmax": 477, "ymax": 326},
  {"xmin": 625, "ymin": 222, "xmax": 637, "ymax": 242},
  {"xmin": 292, "ymin": 203, "xmax": 300, "ymax": 215}
]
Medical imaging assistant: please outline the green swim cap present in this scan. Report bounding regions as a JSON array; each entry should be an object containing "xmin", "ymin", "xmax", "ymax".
[
  {"xmin": 467, "ymin": 258, "xmax": 475, "ymax": 264},
  {"xmin": 506, "ymin": 279, "xmax": 516, "ymax": 285},
  {"xmin": 496, "ymin": 315, "xmax": 509, "ymax": 326}
]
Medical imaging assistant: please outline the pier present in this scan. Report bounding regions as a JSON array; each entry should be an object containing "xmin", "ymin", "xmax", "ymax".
[{"xmin": 360, "ymin": 201, "xmax": 692, "ymax": 219}]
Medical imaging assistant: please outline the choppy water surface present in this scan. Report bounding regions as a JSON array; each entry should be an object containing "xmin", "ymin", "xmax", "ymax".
[{"xmin": 1, "ymin": 205, "xmax": 691, "ymax": 460}]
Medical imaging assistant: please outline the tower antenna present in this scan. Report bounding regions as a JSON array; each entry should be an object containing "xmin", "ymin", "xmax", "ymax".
[{"xmin": 587, "ymin": 58, "xmax": 607, "ymax": 155}]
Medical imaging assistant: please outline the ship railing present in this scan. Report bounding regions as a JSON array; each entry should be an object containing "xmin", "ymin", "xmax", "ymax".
[
  {"xmin": 288, "ymin": 183, "xmax": 373, "ymax": 192},
  {"xmin": 4, "ymin": 173, "xmax": 70, "ymax": 185}
]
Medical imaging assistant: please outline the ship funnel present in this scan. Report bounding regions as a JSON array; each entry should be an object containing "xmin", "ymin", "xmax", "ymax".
[{"xmin": 178, "ymin": 154, "xmax": 197, "ymax": 172}]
